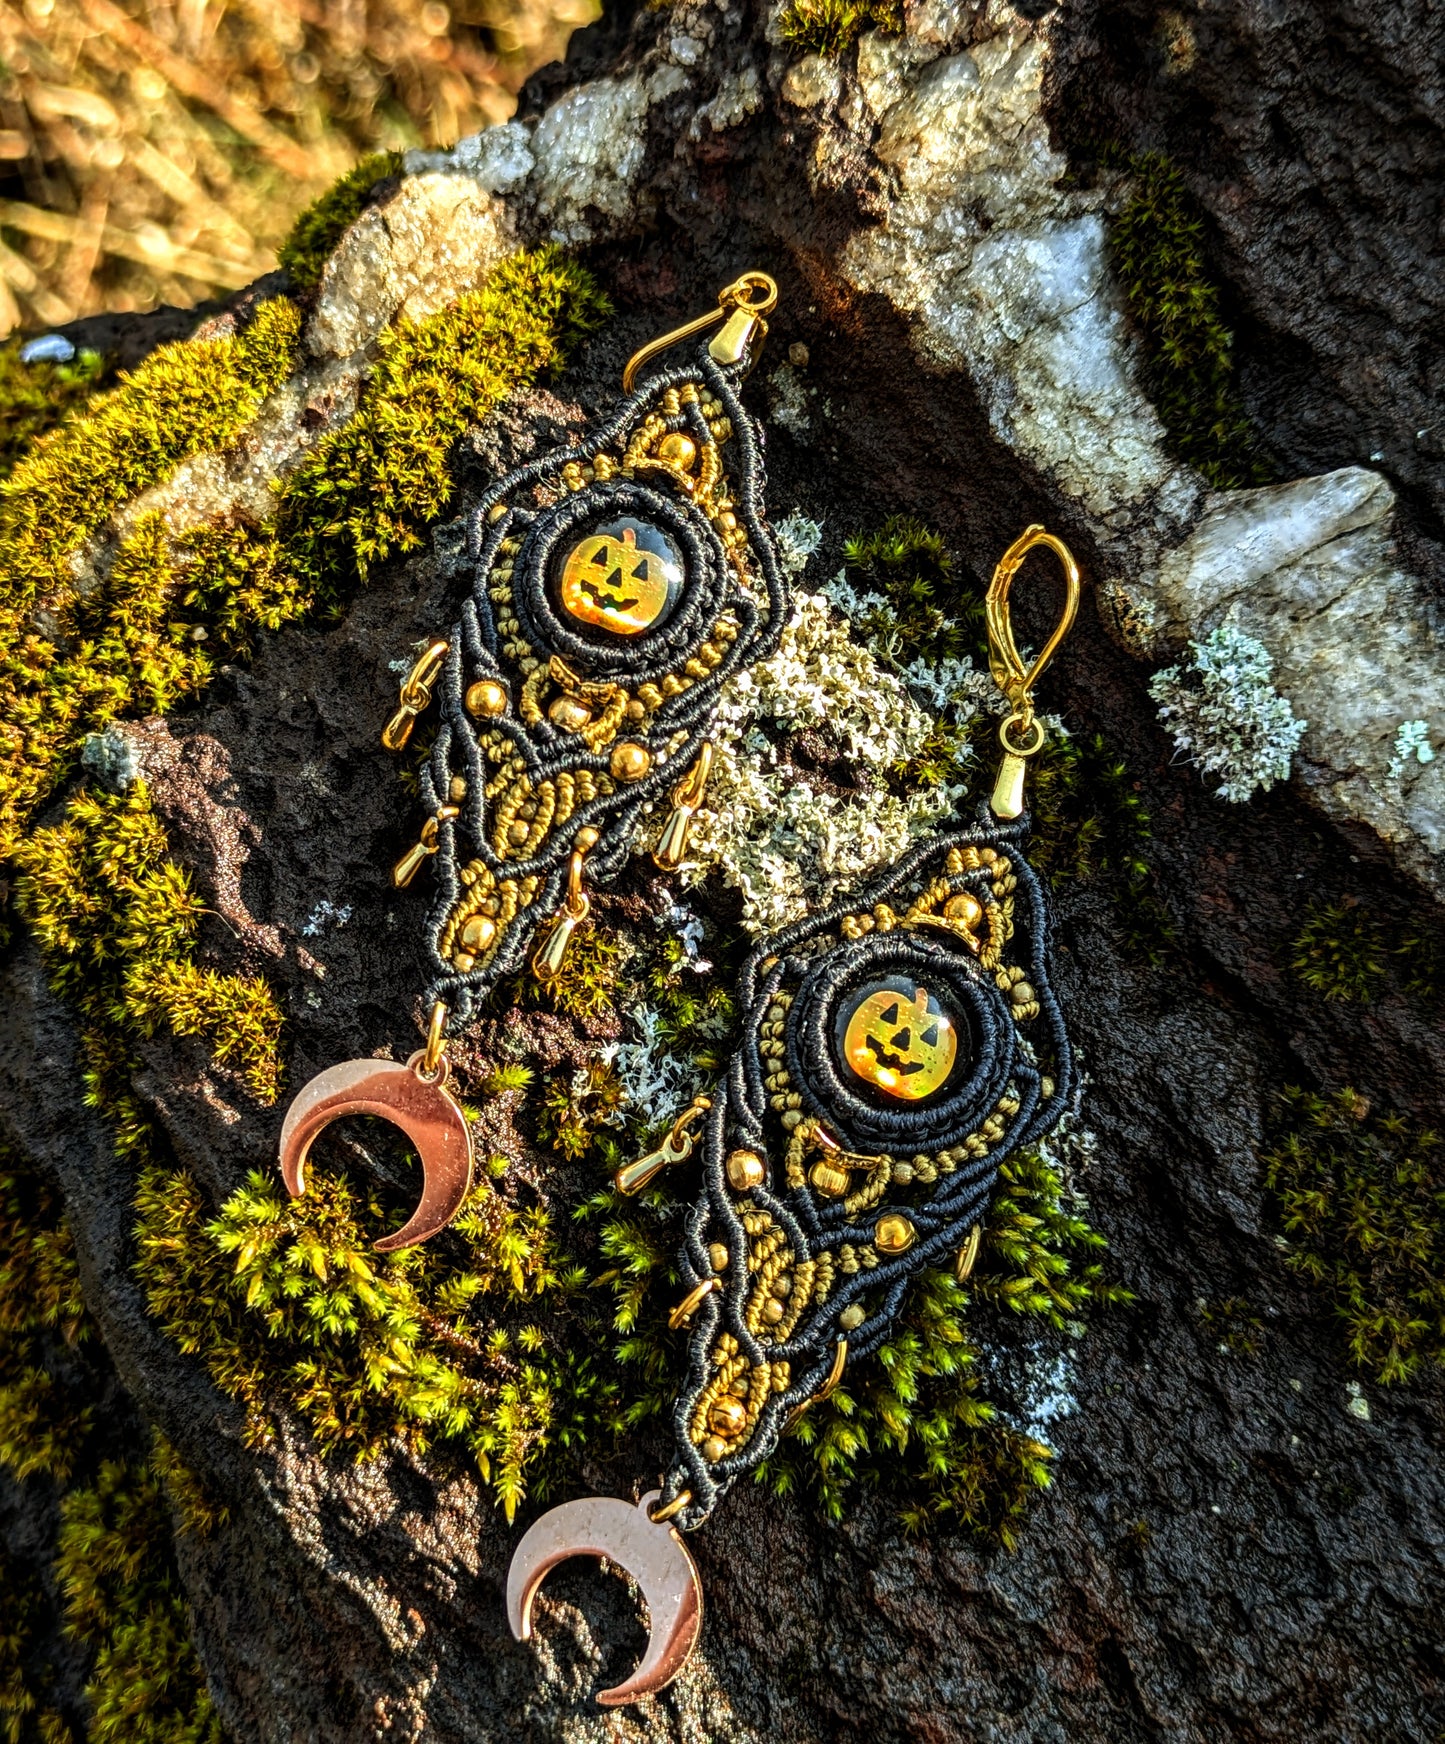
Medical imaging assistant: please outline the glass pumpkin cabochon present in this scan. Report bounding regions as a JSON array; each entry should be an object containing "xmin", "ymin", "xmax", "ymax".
[
  {"xmin": 553, "ymin": 516, "xmax": 684, "ymax": 637},
  {"xmin": 834, "ymin": 975, "xmax": 968, "ymax": 1106}
]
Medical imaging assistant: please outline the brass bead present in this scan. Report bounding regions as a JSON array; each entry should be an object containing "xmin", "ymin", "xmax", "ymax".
[
  {"xmin": 658, "ymin": 431, "xmax": 697, "ymax": 469},
  {"xmin": 453, "ymin": 951, "xmax": 475, "ymax": 973},
  {"xmin": 548, "ymin": 694, "xmax": 592, "ymax": 733},
  {"xmin": 839, "ymin": 1304, "xmax": 865, "ymax": 1331},
  {"xmin": 1010, "ymin": 981, "xmax": 1035, "ymax": 1006},
  {"xmin": 702, "ymin": 1436, "xmax": 727, "ymax": 1463},
  {"xmin": 449, "ymin": 776, "xmax": 467, "ymax": 801},
  {"xmin": 874, "ymin": 1212, "xmax": 916, "ymax": 1256},
  {"xmin": 726, "ymin": 1149, "xmax": 765, "ymax": 1191},
  {"xmin": 460, "ymin": 913, "xmax": 497, "ymax": 955},
  {"xmin": 944, "ymin": 891, "xmax": 983, "ymax": 930},
  {"xmin": 1041, "ymin": 1076, "xmax": 1055, "ymax": 1099},
  {"xmin": 465, "ymin": 678, "xmax": 507, "ymax": 718},
  {"xmin": 706, "ymin": 1396, "xmax": 747, "ymax": 1438},
  {"xmin": 507, "ymin": 820, "xmax": 530, "ymax": 847},
  {"xmin": 762, "ymin": 1298, "xmax": 785, "ymax": 1324},
  {"xmin": 729, "ymin": 1375, "xmax": 749, "ymax": 1397},
  {"xmin": 709, "ymin": 1242, "xmax": 730, "ymax": 1272},
  {"xmin": 809, "ymin": 1159, "xmax": 850, "ymax": 1199},
  {"xmin": 609, "ymin": 741, "xmax": 652, "ymax": 782}
]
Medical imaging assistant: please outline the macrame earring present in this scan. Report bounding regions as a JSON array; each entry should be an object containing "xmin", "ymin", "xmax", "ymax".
[
  {"xmin": 276, "ymin": 274, "xmax": 790, "ymax": 1249},
  {"xmin": 506, "ymin": 526, "xmax": 1082, "ymax": 1706}
]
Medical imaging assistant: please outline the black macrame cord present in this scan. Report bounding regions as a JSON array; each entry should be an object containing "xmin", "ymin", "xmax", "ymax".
[
  {"xmin": 414, "ymin": 344, "xmax": 788, "ymax": 1028},
  {"xmin": 654, "ymin": 809, "xmax": 1076, "ymax": 1531}
]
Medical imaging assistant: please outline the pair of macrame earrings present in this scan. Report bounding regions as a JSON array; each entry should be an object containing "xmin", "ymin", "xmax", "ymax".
[{"xmin": 277, "ymin": 274, "xmax": 1081, "ymax": 1706}]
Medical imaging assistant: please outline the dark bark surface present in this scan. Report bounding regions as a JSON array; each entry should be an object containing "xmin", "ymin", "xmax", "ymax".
[{"xmin": 3, "ymin": 3, "xmax": 1445, "ymax": 1741}]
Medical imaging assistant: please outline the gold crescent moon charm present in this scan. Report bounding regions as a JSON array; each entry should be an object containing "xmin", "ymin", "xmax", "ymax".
[
  {"xmin": 506, "ymin": 1492, "xmax": 703, "ymax": 1707},
  {"xmin": 277, "ymin": 1052, "xmax": 474, "ymax": 1252}
]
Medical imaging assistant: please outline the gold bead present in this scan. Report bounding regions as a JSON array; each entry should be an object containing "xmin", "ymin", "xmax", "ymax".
[
  {"xmin": 839, "ymin": 1304, "xmax": 865, "ymax": 1331},
  {"xmin": 449, "ymin": 776, "xmax": 467, "ymax": 801},
  {"xmin": 726, "ymin": 1149, "xmax": 765, "ymax": 1191},
  {"xmin": 609, "ymin": 741, "xmax": 652, "ymax": 782},
  {"xmin": 548, "ymin": 694, "xmax": 592, "ymax": 733},
  {"xmin": 809, "ymin": 1159, "xmax": 850, "ymax": 1199},
  {"xmin": 944, "ymin": 891, "xmax": 983, "ymax": 930},
  {"xmin": 1010, "ymin": 981, "xmax": 1035, "ymax": 1006},
  {"xmin": 701, "ymin": 1436, "xmax": 727, "ymax": 1463},
  {"xmin": 709, "ymin": 1242, "xmax": 729, "ymax": 1272},
  {"xmin": 762, "ymin": 1298, "xmax": 785, "ymax": 1324},
  {"xmin": 453, "ymin": 951, "xmax": 475, "ymax": 973},
  {"xmin": 1041, "ymin": 1076, "xmax": 1055, "ymax": 1099},
  {"xmin": 465, "ymin": 678, "xmax": 507, "ymax": 718},
  {"xmin": 658, "ymin": 431, "xmax": 697, "ymax": 469},
  {"xmin": 460, "ymin": 913, "xmax": 497, "ymax": 955},
  {"xmin": 874, "ymin": 1212, "xmax": 916, "ymax": 1256},
  {"xmin": 707, "ymin": 1396, "xmax": 747, "ymax": 1438},
  {"xmin": 507, "ymin": 820, "xmax": 530, "ymax": 847}
]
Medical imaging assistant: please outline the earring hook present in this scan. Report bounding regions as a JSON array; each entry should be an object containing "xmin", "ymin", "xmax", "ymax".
[
  {"xmin": 984, "ymin": 525, "xmax": 1081, "ymax": 716},
  {"xmin": 622, "ymin": 273, "xmax": 779, "ymax": 393}
]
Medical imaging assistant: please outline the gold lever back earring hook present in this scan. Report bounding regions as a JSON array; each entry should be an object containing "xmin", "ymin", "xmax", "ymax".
[
  {"xmin": 984, "ymin": 524, "xmax": 1082, "ymax": 713},
  {"xmin": 622, "ymin": 272, "xmax": 779, "ymax": 393}
]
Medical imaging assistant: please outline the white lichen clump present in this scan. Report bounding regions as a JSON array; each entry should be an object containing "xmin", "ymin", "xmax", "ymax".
[
  {"xmin": 1149, "ymin": 623, "xmax": 1307, "ymax": 804},
  {"xmin": 677, "ymin": 590, "xmax": 979, "ymax": 931},
  {"xmin": 1388, "ymin": 718, "xmax": 1435, "ymax": 781}
]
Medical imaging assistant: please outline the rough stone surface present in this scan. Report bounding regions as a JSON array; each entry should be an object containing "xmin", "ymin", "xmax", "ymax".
[{"xmin": 5, "ymin": 2, "xmax": 1445, "ymax": 1741}]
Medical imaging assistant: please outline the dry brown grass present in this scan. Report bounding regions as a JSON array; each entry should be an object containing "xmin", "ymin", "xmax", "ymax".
[{"xmin": 0, "ymin": 0, "xmax": 595, "ymax": 332}]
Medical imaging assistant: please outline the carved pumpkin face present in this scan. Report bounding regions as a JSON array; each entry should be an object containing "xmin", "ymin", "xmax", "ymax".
[
  {"xmin": 558, "ymin": 517, "xmax": 682, "ymax": 636},
  {"xmin": 841, "ymin": 981, "xmax": 958, "ymax": 1102}
]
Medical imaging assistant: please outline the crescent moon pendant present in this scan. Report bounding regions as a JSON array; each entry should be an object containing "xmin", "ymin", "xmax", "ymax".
[
  {"xmin": 507, "ymin": 1492, "xmax": 703, "ymax": 1707},
  {"xmin": 278, "ymin": 1056, "xmax": 475, "ymax": 1252}
]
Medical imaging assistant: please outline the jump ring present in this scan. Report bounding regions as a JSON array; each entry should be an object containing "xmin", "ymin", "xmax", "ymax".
[{"xmin": 999, "ymin": 714, "xmax": 1046, "ymax": 758}]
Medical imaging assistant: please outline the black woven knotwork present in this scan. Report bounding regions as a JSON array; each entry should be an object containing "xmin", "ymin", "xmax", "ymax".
[
  {"xmin": 652, "ymin": 810, "xmax": 1075, "ymax": 1531},
  {"xmin": 411, "ymin": 343, "xmax": 788, "ymax": 1028}
]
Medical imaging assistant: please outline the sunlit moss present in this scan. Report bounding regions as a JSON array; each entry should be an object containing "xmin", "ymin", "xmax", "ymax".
[
  {"xmin": 0, "ymin": 343, "xmax": 106, "ymax": 482},
  {"xmin": 276, "ymin": 152, "xmax": 404, "ymax": 294},
  {"xmin": 778, "ymin": 0, "xmax": 901, "ymax": 56}
]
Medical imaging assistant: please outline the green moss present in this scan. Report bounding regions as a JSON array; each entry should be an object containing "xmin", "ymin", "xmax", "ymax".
[
  {"xmin": 56, "ymin": 1462, "xmax": 221, "ymax": 1744},
  {"xmin": 1290, "ymin": 899, "xmax": 1388, "ymax": 1004},
  {"xmin": 0, "ymin": 1544, "xmax": 71, "ymax": 1743},
  {"xmin": 1265, "ymin": 1087, "xmax": 1444, "ymax": 1385},
  {"xmin": 778, "ymin": 0, "xmax": 901, "ymax": 56},
  {"xmin": 1198, "ymin": 1296, "xmax": 1264, "ymax": 1358},
  {"xmin": 134, "ymin": 1161, "xmax": 584, "ymax": 1519},
  {"xmin": 276, "ymin": 152, "xmax": 404, "ymax": 294},
  {"xmin": 0, "ymin": 299, "xmax": 302, "ymax": 859},
  {"xmin": 844, "ymin": 515, "xmax": 979, "ymax": 666},
  {"xmin": 13, "ymin": 785, "xmax": 283, "ymax": 1109},
  {"xmin": 1107, "ymin": 151, "xmax": 1273, "ymax": 491},
  {"xmin": 0, "ymin": 346, "xmax": 106, "ymax": 483}
]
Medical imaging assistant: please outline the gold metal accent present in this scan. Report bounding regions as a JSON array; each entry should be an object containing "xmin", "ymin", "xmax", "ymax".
[
  {"xmin": 614, "ymin": 1096, "xmax": 711, "ymax": 1196},
  {"xmin": 955, "ymin": 1224, "xmax": 982, "ymax": 1282},
  {"xmin": 991, "ymin": 712, "xmax": 1047, "ymax": 821},
  {"xmin": 623, "ymin": 272, "xmax": 779, "ymax": 393},
  {"xmin": 809, "ymin": 1157, "xmax": 851, "ymax": 1198},
  {"xmin": 610, "ymin": 741, "xmax": 653, "ymax": 782},
  {"xmin": 653, "ymin": 742, "xmax": 714, "ymax": 871},
  {"xmin": 785, "ymin": 1338, "xmax": 848, "ymax": 1433},
  {"xmin": 706, "ymin": 1396, "xmax": 747, "ymax": 1438},
  {"xmin": 459, "ymin": 913, "xmax": 498, "ymax": 956},
  {"xmin": 392, "ymin": 805, "xmax": 460, "ymax": 887},
  {"xmin": 874, "ymin": 1211, "xmax": 917, "ymax": 1256},
  {"xmin": 842, "ymin": 984, "xmax": 957, "ymax": 1101},
  {"xmin": 725, "ymin": 1148, "xmax": 765, "ymax": 1192},
  {"xmin": 983, "ymin": 526, "xmax": 1081, "ymax": 818},
  {"xmin": 383, "ymin": 640, "xmax": 448, "ymax": 750},
  {"xmin": 708, "ymin": 1242, "xmax": 730, "ymax": 1272},
  {"xmin": 646, "ymin": 1489, "xmax": 692, "ymax": 1524},
  {"xmin": 420, "ymin": 1002, "xmax": 449, "ymax": 1077},
  {"xmin": 531, "ymin": 829, "xmax": 597, "ymax": 981},
  {"xmin": 657, "ymin": 431, "xmax": 697, "ymax": 469},
  {"xmin": 548, "ymin": 693, "xmax": 592, "ymax": 732},
  {"xmin": 465, "ymin": 677, "xmax": 508, "ymax": 719},
  {"xmin": 668, "ymin": 1278, "xmax": 719, "ymax": 1329}
]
